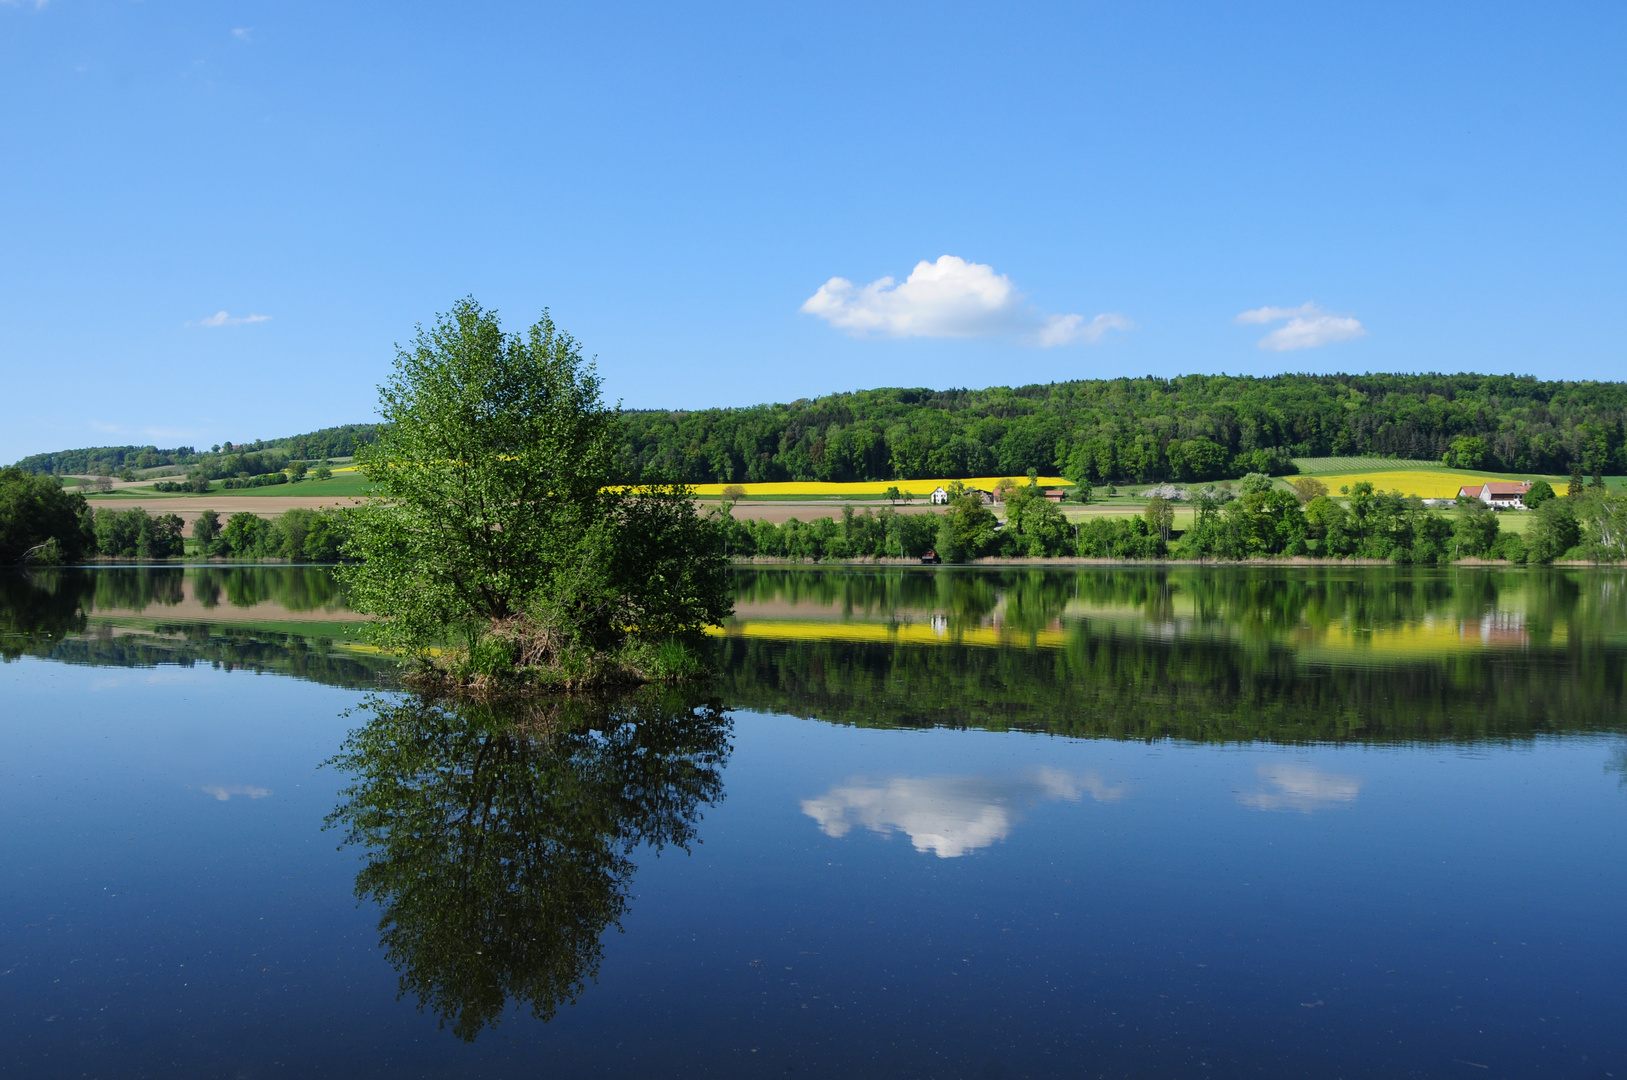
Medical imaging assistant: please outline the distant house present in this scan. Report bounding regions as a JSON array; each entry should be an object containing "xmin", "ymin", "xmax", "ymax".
[
  {"xmin": 930, "ymin": 486, "xmax": 950, "ymax": 505},
  {"xmin": 1477, "ymin": 481, "xmax": 1532, "ymax": 509},
  {"xmin": 1457, "ymin": 485, "xmax": 1481, "ymax": 500},
  {"xmin": 1041, "ymin": 487, "xmax": 1066, "ymax": 503}
]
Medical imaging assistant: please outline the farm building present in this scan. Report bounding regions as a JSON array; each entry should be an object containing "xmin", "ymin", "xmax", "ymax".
[{"xmin": 1477, "ymin": 481, "xmax": 1532, "ymax": 509}]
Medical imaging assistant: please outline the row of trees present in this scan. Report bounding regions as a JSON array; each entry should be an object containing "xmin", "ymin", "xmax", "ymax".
[
  {"xmin": 11, "ymin": 424, "xmax": 378, "ymax": 479},
  {"xmin": 728, "ymin": 480, "xmax": 1627, "ymax": 565},
  {"xmin": 615, "ymin": 374, "xmax": 1627, "ymax": 484},
  {"xmin": 192, "ymin": 508, "xmax": 345, "ymax": 561},
  {"xmin": 0, "ymin": 468, "xmax": 348, "ymax": 563}
]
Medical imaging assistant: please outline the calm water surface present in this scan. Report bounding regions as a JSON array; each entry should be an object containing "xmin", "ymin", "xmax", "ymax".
[{"xmin": 2, "ymin": 566, "xmax": 1625, "ymax": 1078}]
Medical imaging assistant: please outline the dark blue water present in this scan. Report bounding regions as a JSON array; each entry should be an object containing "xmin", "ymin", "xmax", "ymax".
[{"xmin": 2, "ymin": 567, "xmax": 1625, "ymax": 1077}]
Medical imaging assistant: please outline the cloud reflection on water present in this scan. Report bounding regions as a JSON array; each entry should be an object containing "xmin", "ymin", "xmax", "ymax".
[
  {"xmin": 1236, "ymin": 765, "xmax": 1360, "ymax": 812},
  {"xmin": 198, "ymin": 784, "xmax": 272, "ymax": 801},
  {"xmin": 801, "ymin": 767, "xmax": 1124, "ymax": 858}
]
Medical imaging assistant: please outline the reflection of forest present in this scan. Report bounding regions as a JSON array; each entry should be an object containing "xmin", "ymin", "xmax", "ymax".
[
  {"xmin": 0, "ymin": 568, "xmax": 387, "ymax": 686},
  {"xmin": 727, "ymin": 567, "xmax": 1627, "ymax": 657},
  {"xmin": 6, "ymin": 566, "xmax": 1626, "ymax": 741},
  {"xmin": 711, "ymin": 634, "xmax": 1627, "ymax": 744},
  {"xmin": 326, "ymin": 691, "xmax": 730, "ymax": 1040}
]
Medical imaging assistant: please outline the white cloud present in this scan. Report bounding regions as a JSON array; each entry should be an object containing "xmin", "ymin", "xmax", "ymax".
[
  {"xmin": 1235, "ymin": 302, "xmax": 1365, "ymax": 351},
  {"xmin": 1037, "ymin": 312, "xmax": 1135, "ymax": 347},
  {"xmin": 194, "ymin": 310, "xmax": 271, "ymax": 327},
  {"xmin": 801, "ymin": 255, "xmax": 1130, "ymax": 348},
  {"xmin": 232, "ymin": 27, "xmax": 253, "ymax": 41},
  {"xmin": 801, "ymin": 768, "xmax": 1124, "ymax": 858},
  {"xmin": 1236, "ymin": 765, "xmax": 1360, "ymax": 813}
]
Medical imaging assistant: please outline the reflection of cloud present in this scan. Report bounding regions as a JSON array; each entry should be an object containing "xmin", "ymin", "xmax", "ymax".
[
  {"xmin": 199, "ymin": 785, "xmax": 271, "ymax": 801},
  {"xmin": 1237, "ymin": 765, "xmax": 1359, "ymax": 812},
  {"xmin": 801, "ymin": 768, "xmax": 1123, "ymax": 858}
]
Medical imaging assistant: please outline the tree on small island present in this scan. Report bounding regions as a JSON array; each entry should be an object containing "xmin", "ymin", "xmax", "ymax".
[{"xmin": 338, "ymin": 299, "xmax": 732, "ymax": 694}]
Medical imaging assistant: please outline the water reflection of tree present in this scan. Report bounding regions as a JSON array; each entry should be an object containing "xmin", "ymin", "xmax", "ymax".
[
  {"xmin": 0, "ymin": 569, "xmax": 88, "ymax": 656},
  {"xmin": 732, "ymin": 566, "xmax": 1627, "ymax": 645},
  {"xmin": 325, "ymin": 690, "xmax": 731, "ymax": 1041}
]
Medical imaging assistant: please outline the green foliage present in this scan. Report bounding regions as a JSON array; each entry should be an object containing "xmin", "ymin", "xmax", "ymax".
[
  {"xmin": 1452, "ymin": 503, "xmax": 1501, "ymax": 557},
  {"xmin": 324, "ymin": 691, "xmax": 729, "ymax": 1039},
  {"xmin": 92, "ymin": 508, "xmax": 185, "ymax": 559},
  {"xmin": 193, "ymin": 509, "xmax": 221, "ymax": 550},
  {"xmin": 1442, "ymin": 434, "xmax": 1490, "ymax": 469},
  {"xmin": 0, "ymin": 467, "xmax": 93, "ymax": 563},
  {"xmin": 723, "ymin": 506, "xmax": 940, "ymax": 560},
  {"xmin": 1524, "ymin": 478, "xmax": 1556, "ymax": 508},
  {"xmin": 220, "ymin": 512, "xmax": 273, "ymax": 558},
  {"xmin": 615, "ymin": 373, "xmax": 1627, "ymax": 485},
  {"xmin": 938, "ymin": 494, "xmax": 1001, "ymax": 562},
  {"xmin": 205, "ymin": 508, "xmax": 347, "ymax": 561},
  {"xmin": 1075, "ymin": 514, "xmax": 1163, "ymax": 558},
  {"xmin": 221, "ymin": 471, "xmax": 290, "ymax": 490},
  {"xmin": 11, "ymin": 424, "xmax": 379, "ymax": 478},
  {"xmin": 1575, "ymin": 489, "xmax": 1627, "ymax": 560},
  {"xmin": 1525, "ymin": 498, "xmax": 1583, "ymax": 563},
  {"xmin": 338, "ymin": 299, "xmax": 731, "ymax": 669}
]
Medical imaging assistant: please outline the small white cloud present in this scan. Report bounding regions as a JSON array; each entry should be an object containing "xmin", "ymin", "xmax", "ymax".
[
  {"xmin": 232, "ymin": 27, "xmax": 253, "ymax": 41},
  {"xmin": 802, "ymin": 255, "xmax": 1128, "ymax": 348},
  {"xmin": 1235, "ymin": 302, "xmax": 1365, "ymax": 351},
  {"xmin": 1237, "ymin": 765, "xmax": 1360, "ymax": 813},
  {"xmin": 193, "ymin": 310, "xmax": 271, "ymax": 327},
  {"xmin": 1036, "ymin": 312, "xmax": 1135, "ymax": 347}
]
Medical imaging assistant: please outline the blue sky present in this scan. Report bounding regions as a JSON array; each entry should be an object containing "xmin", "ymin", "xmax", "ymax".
[{"xmin": 2, "ymin": 2, "xmax": 1623, "ymax": 463}]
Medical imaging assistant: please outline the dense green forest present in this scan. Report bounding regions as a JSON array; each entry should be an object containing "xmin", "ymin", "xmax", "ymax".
[
  {"xmin": 615, "ymin": 373, "xmax": 1627, "ymax": 483},
  {"xmin": 16, "ymin": 375, "xmax": 1627, "ymax": 486},
  {"xmin": 12, "ymin": 423, "xmax": 379, "ymax": 476}
]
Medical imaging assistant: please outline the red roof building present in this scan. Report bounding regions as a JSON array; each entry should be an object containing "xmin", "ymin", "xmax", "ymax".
[{"xmin": 1477, "ymin": 481, "xmax": 1532, "ymax": 509}]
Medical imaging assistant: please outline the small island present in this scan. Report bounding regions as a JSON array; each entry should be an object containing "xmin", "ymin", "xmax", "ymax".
[{"xmin": 336, "ymin": 299, "xmax": 730, "ymax": 695}]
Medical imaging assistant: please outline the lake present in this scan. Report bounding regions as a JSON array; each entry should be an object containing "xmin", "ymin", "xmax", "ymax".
[{"xmin": 3, "ymin": 565, "xmax": 1625, "ymax": 1078}]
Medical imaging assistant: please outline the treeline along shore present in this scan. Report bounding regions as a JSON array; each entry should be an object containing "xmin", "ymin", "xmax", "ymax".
[{"xmin": 4, "ymin": 467, "xmax": 1626, "ymax": 567}]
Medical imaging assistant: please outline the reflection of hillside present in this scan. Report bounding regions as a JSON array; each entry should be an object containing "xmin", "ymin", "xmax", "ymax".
[
  {"xmin": 1, "ymin": 568, "xmax": 383, "ymax": 688},
  {"xmin": 709, "ymin": 635, "xmax": 1627, "ymax": 745}
]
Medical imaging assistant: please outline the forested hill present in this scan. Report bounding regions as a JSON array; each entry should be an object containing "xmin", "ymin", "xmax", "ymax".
[
  {"xmin": 616, "ymin": 373, "xmax": 1627, "ymax": 485},
  {"xmin": 16, "ymin": 374, "xmax": 1627, "ymax": 485},
  {"xmin": 13, "ymin": 424, "xmax": 381, "ymax": 475}
]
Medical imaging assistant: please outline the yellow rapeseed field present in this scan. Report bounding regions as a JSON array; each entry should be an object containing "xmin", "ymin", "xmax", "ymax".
[
  {"xmin": 683, "ymin": 477, "xmax": 1067, "ymax": 497},
  {"xmin": 1314, "ymin": 471, "xmax": 1493, "ymax": 498},
  {"xmin": 331, "ymin": 467, "xmax": 1066, "ymax": 498}
]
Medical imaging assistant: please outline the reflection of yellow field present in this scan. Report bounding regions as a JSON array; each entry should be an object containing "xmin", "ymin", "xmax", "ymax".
[
  {"xmin": 1315, "ymin": 471, "xmax": 1495, "ymax": 498},
  {"xmin": 709, "ymin": 620, "xmax": 1069, "ymax": 649}
]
